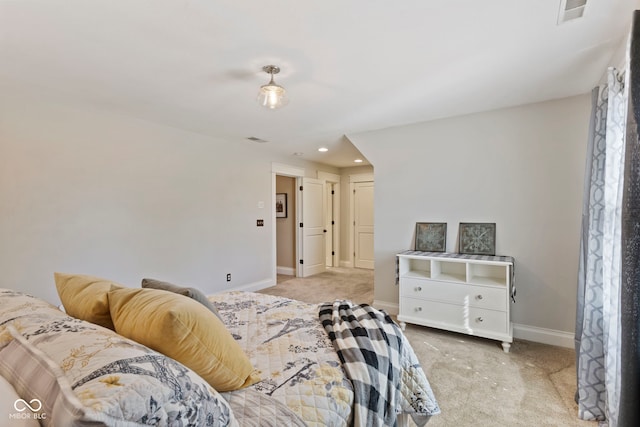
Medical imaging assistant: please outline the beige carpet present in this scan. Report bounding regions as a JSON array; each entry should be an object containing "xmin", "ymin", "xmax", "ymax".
[
  {"xmin": 259, "ymin": 267, "xmax": 595, "ymax": 427},
  {"xmin": 268, "ymin": 267, "xmax": 374, "ymax": 305}
]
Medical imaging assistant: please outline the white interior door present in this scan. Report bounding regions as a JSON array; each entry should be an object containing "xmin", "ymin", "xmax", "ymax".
[
  {"xmin": 354, "ymin": 181, "xmax": 374, "ymax": 269},
  {"xmin": 301, "ymin": 177, "xmax": 326, "ymax": 277},
  {"xmin": 325, "ymin": 183, "xmax": 334, "ymax": 267}
]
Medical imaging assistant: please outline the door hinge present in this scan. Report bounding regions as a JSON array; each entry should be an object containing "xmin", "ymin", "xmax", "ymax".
[
  {"xmin": 300, "ymin": 185, "xmax": 303, "ymax": 191},
  {"xmin": 353, "ymin": 189, "xmax": 356, "ymax": 194},
  {"xmin": 331, "ymin": 190, "xmax": 335, "ymax": 195},
  {"xmin": 300, "ymin": 259, "xmax": 304, "ymax": 265},
  {"xmin": 332, "ymin": 251, "xmax": 335, "ymax": 256},
  {"xmin": 331, "ymin": 220, "xmax": 335, "ymax": 225},
  {"xmin": 299, "ymin": 222, "xmax": 303, "ymax": 228}
]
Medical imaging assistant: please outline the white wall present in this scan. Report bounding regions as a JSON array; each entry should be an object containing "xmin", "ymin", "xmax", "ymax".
[
  {"xmin": 349, "ymin": 94, "xmax": 591, "ymax": 334},
  {"xmin": 0, "ymin": 96, "xmax": 335, "ymax": 305}
]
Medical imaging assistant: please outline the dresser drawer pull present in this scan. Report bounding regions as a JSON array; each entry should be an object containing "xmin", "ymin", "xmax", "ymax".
[
  {"xmin": 415, "ymin": 286, "xmax": 422, "ymax": 292},
  {"xmin": 476, "ymin": 294, "xmax": 483, "ymax": 300},
  {"xmin": 415, "ymin": 307, "xmax": 423, "ymax": 312},
  {"xmin": 476, "ymin": 317, "xmax": 484, "ymax": 323}
]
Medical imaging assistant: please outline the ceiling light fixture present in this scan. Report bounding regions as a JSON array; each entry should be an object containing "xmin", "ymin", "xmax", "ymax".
[
  {"xmin": 257, "ymin": 65, "xmax": 288, "ymax": 110},
  {"xmin": 354, "ymin": 159, "xmax": 363, "ymax": 163},
  {"xmin": 318, "ymin": 147, "xmax": 328, "ymax": 152}
]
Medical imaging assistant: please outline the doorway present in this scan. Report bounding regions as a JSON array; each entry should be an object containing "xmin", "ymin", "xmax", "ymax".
[
  {"xmin": 318, "ymin": 171, "xmax": 341, "ymax": 268},
  {"xmin": 275, "ymin": 175, "xmax": 296, "ymax": 276},
  {"xmin": 272, "ymin": 163, "xmax": 339, "ymax": 283},
  {"xmin": 349, "ymin": 173, "xmax": 374, "ymax": 269}
]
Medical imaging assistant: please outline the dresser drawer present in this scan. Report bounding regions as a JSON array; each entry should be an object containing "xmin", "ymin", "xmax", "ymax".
[
  {"xmin": 400, "ymin": 278, "xmax": 507, "ymax": 311},
  {"xmin": 399, "ymin": 298, "xmax": 508, "ymax": 335}
]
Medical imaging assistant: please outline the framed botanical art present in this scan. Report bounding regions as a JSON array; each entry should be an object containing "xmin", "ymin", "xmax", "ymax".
[
  {"xmin": 458, "ymin": 222, "xmax": 496, "ymax": 255},
  {"xmin": 275, "ymin": 193, "xmax": 287, "ymax": 218},
  {"xmin": 415, "ymin": 222, "xmax": 447, "ymax": 252}
]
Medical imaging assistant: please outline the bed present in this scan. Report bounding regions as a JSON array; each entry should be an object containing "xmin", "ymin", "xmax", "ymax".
[{"xmin": 0, "ymin": 274, "xmax": 440, "ymax": 426}]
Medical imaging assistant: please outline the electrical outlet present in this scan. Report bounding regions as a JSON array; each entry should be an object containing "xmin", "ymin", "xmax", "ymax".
[
  {"xmin": 226, "ymin": 273, "xmax": 231, "ymax": 282},
  {"xmin": 257, "ymin": 219, "xmax": 264, "ymax": 227}
]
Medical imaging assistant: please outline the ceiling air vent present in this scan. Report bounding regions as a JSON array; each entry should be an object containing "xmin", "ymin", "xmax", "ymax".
[
  {"xmin": 558, "ymin": 0, "xmax": 587, "ymax": 24},
  {"xmin": 246, "ymin": 136, "xmax": 268, "ymax": 143}
]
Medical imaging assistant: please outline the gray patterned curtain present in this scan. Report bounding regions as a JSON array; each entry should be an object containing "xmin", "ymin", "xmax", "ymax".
[{"xmin": 575, "ymin": 11, "xmax": 640, "ymax": 427}]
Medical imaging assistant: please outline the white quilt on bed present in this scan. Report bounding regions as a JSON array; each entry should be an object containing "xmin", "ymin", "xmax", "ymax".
[{"xmin": 208, "ymin": 291, "xmax": 354, "ymax": 427}]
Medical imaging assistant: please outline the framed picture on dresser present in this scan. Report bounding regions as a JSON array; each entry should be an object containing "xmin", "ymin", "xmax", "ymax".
[
  {"xmin": 415, "ymin": 222, "xmax": 447, "ymax": 252},
  {"xmin": 458, "ymin": 222, "xmax": 496, "ymax": 255}
]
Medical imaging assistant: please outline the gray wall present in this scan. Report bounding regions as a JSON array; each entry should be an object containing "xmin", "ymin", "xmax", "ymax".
[
  {"xmin": 0, "ymin": 90, "xmax": 592, "ymax": 336},
  {"xmin": 0, "ymin": 96, "xmax": 337, "ymax": 304},
  {"xmin": 350, "ymin": 94, "xmax": 590, "ymax": 334}
]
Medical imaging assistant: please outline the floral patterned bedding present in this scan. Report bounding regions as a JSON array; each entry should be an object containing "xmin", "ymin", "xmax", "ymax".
[
  {"xmin": 209, "ymin": 291, "xmax": 354, "ymax": 427},
  {"xmin": 0, "ymin": 289, "xmax": 236, "ymax": 426},
  {"xmin": 0, "ymin": 289, "xmax": 354, "ymax": 426}
]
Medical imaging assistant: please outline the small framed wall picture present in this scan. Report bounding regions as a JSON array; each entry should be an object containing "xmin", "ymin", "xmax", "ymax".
[
  {"xmin": 275, "ymin": 193, "xmax": 287, "ymax": 218},
  {"xmin": 458, "ymin": 222, "xmax": 496, "ymax": 255},
  {"xmin": 415, "ymin": 222, "xmax": 447, "ymax": 252}
]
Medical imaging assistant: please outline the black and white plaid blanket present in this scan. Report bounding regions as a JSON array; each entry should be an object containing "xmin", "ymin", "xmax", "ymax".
[{"xmin": 319, "ymin": 301, "xmax": 440, "ymax": 427}]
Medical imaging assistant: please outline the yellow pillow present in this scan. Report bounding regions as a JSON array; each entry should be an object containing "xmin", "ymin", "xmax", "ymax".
[
  {"xmin": 54, "ymin": 273, "xmax": 123, "ymax": 330},
  {"xmin": 108, "ymin": 287, "xmax": 259, "ymax": 392}
]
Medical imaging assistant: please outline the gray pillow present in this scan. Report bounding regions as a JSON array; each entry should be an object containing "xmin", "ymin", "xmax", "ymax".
[{"xmin": 141, "ymin": 278, "xmax": 222, "ymax": 320}]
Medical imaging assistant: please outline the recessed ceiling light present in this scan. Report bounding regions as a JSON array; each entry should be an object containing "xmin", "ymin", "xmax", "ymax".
[
  {"xmin": 354, "ymin": 159, "xmax": 363, "ymax": 163},
  {"xmin": 318, "ymin": 147, "xmax": 329, "ymax": 152}
]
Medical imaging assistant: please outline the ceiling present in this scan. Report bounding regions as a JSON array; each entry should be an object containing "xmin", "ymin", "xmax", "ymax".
[{"xmin": 1, "ymin": 0, "xmax": 638, "ymax": 168}]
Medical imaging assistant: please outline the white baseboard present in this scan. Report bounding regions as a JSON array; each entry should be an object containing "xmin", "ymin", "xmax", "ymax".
[
  {"xmin": 227, "ymin": 278, "xmax": 274, "ymax": 293},
  {"xmin": 276, "ymin": 266, "xmax": 295, "ymax": 275},
  {"xmin": 339, "ymin": 260, "xmax": 353, "ymax": 268},
  {"xmin": 512, "ymin": 323, "xmax": 574, "ymax": 349},
  {"xmin": 373, "ymin": 300, "xmax": 399, "ymax": 315},
  {"xmin": 372, "ymin": 300, "xmax": 574, "ymax": 349}
]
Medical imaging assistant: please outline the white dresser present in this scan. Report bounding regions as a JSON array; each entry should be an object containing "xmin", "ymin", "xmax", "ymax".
[{"xmin": 396, "ymin": 251, "xmax": 514, "ymax": 353}]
